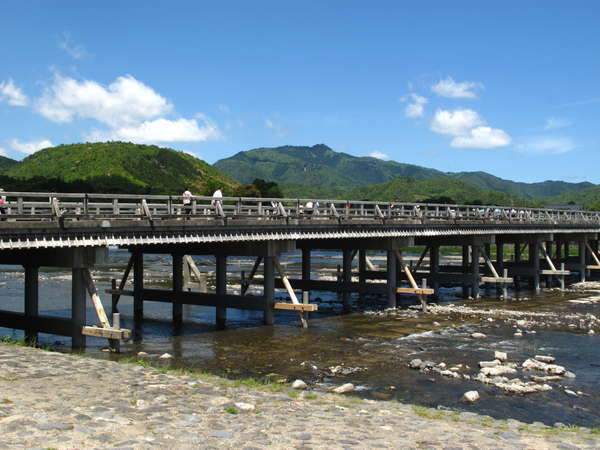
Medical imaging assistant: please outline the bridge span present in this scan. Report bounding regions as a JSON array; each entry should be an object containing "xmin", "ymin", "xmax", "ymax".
[{"xmin": 0, "ymin": 192, "xmax": 599, "ymax": 349}]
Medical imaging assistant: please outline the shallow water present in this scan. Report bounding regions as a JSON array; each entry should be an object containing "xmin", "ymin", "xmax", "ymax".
[{"xmin": 0, "ymin": 248, "xmax": 599, "ymax": 427}]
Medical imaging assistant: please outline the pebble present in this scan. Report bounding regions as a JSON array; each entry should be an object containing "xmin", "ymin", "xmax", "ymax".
[
  {"xmin": 234, "ymin": 402, "xmax": 255, "ymax": 412},
  {"xmin": 158, "ymin": 353, "xmax": 173, "ymax": 360},
  {"xmin": 471, "ymin": 332, "xmax": 487, "ymax": 339}
]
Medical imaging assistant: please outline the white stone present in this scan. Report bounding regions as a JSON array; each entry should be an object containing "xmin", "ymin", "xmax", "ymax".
[
  {"xmin": 332, "ymin": 383, "xmax": 355, "ymax": 394},
  {"xmin": 514, "ymin": 332, "xmax": 523, "ymax": 337},
  {"xmin": 462, "ymin": 391, "xmax": 480, "ymax": 402},
  {"xmin": 234, "ymin": 402, "xmax": 255, "ymax": 412},
  {"xmin": 291, "ymin": 379, "xmax": 308, "ymax": 390},
  {"xmin": 534, "ymin": 355, "xmax": 555, "ymax": 363},
  {"xmin": 564, "ymin": 390, "xmax": 578, "ymax": 397},
  {"xmin": 588, "ymin": 329, "xmax": 595, "ymax": 335},
  {"xmin": 471, "ymin": 332, "xmax": 487, "ymax": 339},
  {"xmin": 158, "ymin": 353, "xmax": 173, "ymax": 360},
  {"xmin": 479, "ymin": 360, "xmax": 501, "ymax": 368},
  {"xmin": 494, "ymin": 351, "xmax": 508, "ymax": 361},
  {"xmin": 437, "ymin": 362, "xmax": 447, "ymax": 369},
  {"xmin": 440, "ymin": 370, "xmax": 460, "ymax": 378},
  {"xmin": 480, "ymin": 366, "xmax": 517, "ymax": 377},
  {"xmin": 137, "ymin": 351, "xmax": 149, "ymax": 357}
]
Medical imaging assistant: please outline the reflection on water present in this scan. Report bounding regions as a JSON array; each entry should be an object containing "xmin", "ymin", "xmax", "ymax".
[{"xmin": 0, "ymin": 248, "xmax": 599, "ymax": 427}]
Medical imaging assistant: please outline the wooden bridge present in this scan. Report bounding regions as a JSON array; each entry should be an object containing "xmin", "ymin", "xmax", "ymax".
[{"xmin": 0, "ymin": 191, "xmax": 599, "ymax": 350}]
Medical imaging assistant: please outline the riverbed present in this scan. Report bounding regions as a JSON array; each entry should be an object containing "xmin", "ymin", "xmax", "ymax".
[{"xmin": 0, "ymin": 248, "xmax": 598, "ymax": 428}]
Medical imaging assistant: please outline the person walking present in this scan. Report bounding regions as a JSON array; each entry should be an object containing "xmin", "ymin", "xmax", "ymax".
[
  {"xmin": 182, "ymin": 187, "xmax": 193, "ymax": 214},
  {"xmin": 0, "ymin": 188, "xmax": 6, "ymax": 219},
  {"xmin": 211, "ymin": 186, "xmax": 223, "ymax": 207}
]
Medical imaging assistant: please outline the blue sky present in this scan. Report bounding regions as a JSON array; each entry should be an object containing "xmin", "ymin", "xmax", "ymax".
[{"xmin": 1, "ymin": 1, "xmax": 599, "ymax": 183}]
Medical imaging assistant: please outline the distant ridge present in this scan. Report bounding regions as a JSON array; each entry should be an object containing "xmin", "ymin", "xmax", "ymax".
[
  {"xmin": 215, "ymin": 144, "xmax": 595, "ymax": 201},
  {"xmin": 0, "ymin": 155, "xmax": 17, "ymax": 175}
]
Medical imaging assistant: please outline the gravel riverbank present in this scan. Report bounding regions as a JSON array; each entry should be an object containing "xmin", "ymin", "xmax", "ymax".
[{"xmin": 0, "ymin": 343, "xmax": 598, "ymax": 449}]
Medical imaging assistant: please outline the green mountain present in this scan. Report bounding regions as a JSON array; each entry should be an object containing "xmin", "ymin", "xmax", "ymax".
[
  {"xmin": 214, "ymin": 144, "xmax": 443, "ymax": 197},
  {"xmin": 448, "ymin": 171, "xmax": 594, "ymax": 200},
  {"xmin": 544, "ymin": 186, "xmax": 600, "ymax": 210},
  {"xmin": 215, "ymin": 144, "xmax": 595, "ymax": 200},
  {"xmin": 0, "ymin": 155, "xmax": 17, "ymax": 174},
  {"xmin": 347, "ymin": 177, "xmax": 530, "ymax": 206},
  {"xmin": 5, "ymin": 142, "xmax": 237, "ymax": 194}
]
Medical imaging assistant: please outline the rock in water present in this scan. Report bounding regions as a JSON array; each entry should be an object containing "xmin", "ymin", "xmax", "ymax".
[
  {"xmin": 479, "ymin": 360, "xmax": 501, "ymax": 368},
  {"xmin": 409, "ymin": 359, "xmax": 423, "ymax": 369},
  {"xmin": 462, "ymin": 391, "xmax": 480, "ymax": 402},
  {"xmin": 534, "ymin": 355, "xmax": 555, "ymax": 363},
  {"xmin": 332, "ymin": 383, "xmax": 355, "ymax": 394},
  {"xmin": 158, "ymin": 353, "xmax": 173, "ymax": 360},
  {"xmin": 292, "ymin": 379, "xmax": 308, "ymax": 390},
  {"xmin": 494, "ymin": 351, "xmax": 508, "ymax": 361},
  {"xmin": 480, "ymin": 366, "xmax": 517, "ymax": 376},
  {"xmin": 471, "ymin": 332, "xmax": 487, "ymax": 339}
]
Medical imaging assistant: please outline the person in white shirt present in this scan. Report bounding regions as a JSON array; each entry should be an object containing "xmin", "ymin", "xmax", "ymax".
[
  {"xmin": 211, "ymin": 187, "xmax": 223, "ymax": 207},
  {"xmin": 182, "ymin": 188, "xmax": 193, "ymax": 214},
  {"xmin": 0, "ymin": 188, "xmax": 5, "ymax": 219}
]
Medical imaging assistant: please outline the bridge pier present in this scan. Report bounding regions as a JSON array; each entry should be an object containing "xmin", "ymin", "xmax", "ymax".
[{"xmin": 24, "ymin": 265, "xmax": 39, "ymax": 344}]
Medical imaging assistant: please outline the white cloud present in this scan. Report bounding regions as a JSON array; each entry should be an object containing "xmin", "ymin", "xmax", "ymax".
[
  {"xmin": 430, "ymin": 109, "xmax": 484, "ymax": 136},
  {"xmin": 431, "ymin": 77, "xmax": 483, "ymax": 99},
  {"xmin": 517, "ymin": 136, "xmax": 575, "ymax": 154},
  {"xmin": 0, "ymin": 147, "xmax": 6, "ymax": 157},
  {"xmin": 59, "ymin": 32, "xmax": 88, "ymax": 60},
  {"xmin": 403, "ymin": 93, "xmax": 428, "ymax": 118},
  {"xmin": 36, "ymin": 74, "xmax": 173, "ymax": 126},
  {"xmin": 9, "ymin": 138, "xmax": 53, "ymax": 155},
  {"xmin": 369, "ymin": 151, "xmax": 390, "ymax": 160},
  {"xmin": 87, "ymin": 117, "xmax": 221, "ymax": 144},
  {"xmin": 0, "ymin": 79, "xmax": 28, "ymax": 106},
  {"xmin": 451, "ymin": 126, "xmax": 511, "ymax": 149},
  {"xmin": 544, "ymin": 117, "xmax": 573, "ymax": 131}
]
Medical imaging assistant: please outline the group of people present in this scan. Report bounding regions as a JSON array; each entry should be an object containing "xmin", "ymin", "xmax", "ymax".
[{"xmin": 181, "ymin": 186, "xmax": 223, "ymax": 214}]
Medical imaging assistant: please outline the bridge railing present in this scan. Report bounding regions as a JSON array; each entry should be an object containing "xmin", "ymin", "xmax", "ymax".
[{"xmin": 0, "ymin": 191, "xmax": 599, "ymax": 224}]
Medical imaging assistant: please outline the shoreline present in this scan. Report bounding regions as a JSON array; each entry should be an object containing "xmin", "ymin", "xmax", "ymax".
[{"xmin": 0, "ymin": 343, "xmax": 598, "ymax": 449}]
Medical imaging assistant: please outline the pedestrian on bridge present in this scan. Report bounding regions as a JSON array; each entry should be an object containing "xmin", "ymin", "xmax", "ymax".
[
  {"xmin": 182, "ymin": 187, "xmax": 193, "ymax": 214},
  {"xmin": 211, "ymin": 187, "xmax": 223, "ymax": 207}
]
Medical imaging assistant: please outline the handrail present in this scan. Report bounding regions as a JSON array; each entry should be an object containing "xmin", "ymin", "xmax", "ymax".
[{"xmin": 0, "ymin": 191, "xmax": 597, "ymax": 225}]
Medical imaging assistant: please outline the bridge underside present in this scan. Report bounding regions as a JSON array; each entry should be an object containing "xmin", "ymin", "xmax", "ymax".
[{"xmin": 0, "ymin": 228, "xmax": 599, "ymax": 350}]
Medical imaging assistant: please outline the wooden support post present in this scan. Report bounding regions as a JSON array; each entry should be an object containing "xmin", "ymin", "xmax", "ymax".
[
  {"xmin": 112, "ymin": 255, "xmax": 134, "ymax": 314},
  {"xmin": 216, "ymin": 255, "xmax": 227, "ymax": 329},
  {"xmin": 302, "ymin": 248, "xmax": 311, "ymax": 304},
  {"xmin": 579, "ymin": 240, "xmax": 586, "ymax": 282},
  {"xmin": 502, "ymin": 269, "xmax": 509, "ymax": 299},
  {"xmin": 462, "ymin": 245, "xmax": 470, "ymax": 298},
  {"xmin": 532, "ymin": 241, "xmax": 541, "ymax": 292},
  {"xmin": 342, "ymin": 249, "xmax": 352, "ymax": 313},
  {"xmin": 387, "ymin": 250, "xmax": 397, "ymax": 308},
  {"xmin": 82, "ymin": 269, "xmax": 110, "ymax": 329},
  {"xmin": 24, "ymin": 265, "xmax": 39, "ymax": 344},
  {"xmin": 183, "ymin": 256, "xmax": 191, "ymax": 290},
  {"xmin": 430, "ymin": 245, "xmax": 440, "ymax": 297},
  {"xmin": 560, "ymin": 263, "xmax": 565, "ymax": 290},
  {"xmin": 415, "ymin": 246, "xmax": 429, "ymax": 270},
  {"xmin": 172, "ymin": 253, "xmax": 183, "ymax": 329},
  {"xmin": 71, "ymin": 268, "xmax": 87, "ymax": 350},
  {"xmin": 471, "ymin": 245, "xmax": 480, "ymax": 299},
  {"xmin": 545, "ymin": 241, "xmax": 553, "ymax": 288},
  {"xmin": 133, "ymin": 251, "xmax": 144, "ymax": 326},
  {"xmin": 496, "ymin": 242, "xmax": 504, "ymax": 296},
  {"xmin": 564, "ymin": 242, "xmax": 570, "ymax": 260},
  {"xmin": 109, "ymin": 313, "xmax": 121, "ymax": 353},
  {"xmin": 274, "ymin": 257, "xmax": 308, "ymax": 328},
  {"xmin": 263, "ymin": 256, "xmax": 275, "ymax": 325},
  {"xmin": 111, "ymin": 279, "xmax": 118, "ymax": 315},
  {"xmin": 514, "ymin": 243, "xmax": 521, "ymax": 290},
  {"xmin": 241, "ymin": 256, "xmax": 262, "ymax": 295}
]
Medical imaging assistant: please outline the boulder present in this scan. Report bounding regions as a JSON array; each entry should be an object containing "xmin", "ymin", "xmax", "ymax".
[
  {"xmin": 470, "ymin": 332, "xmax": 487, "ymax": 339},
  {"xmin": 158, "ymin": 353, "xmax": 173, "ymax": 360},
  {"xmin": 479, "ymin": 360, "xmax": 501, "ymax": 368},
  {"xmin": 480, "ymin": 366, "xmax": 517, "ymax": 377},
  {"xmin": 332, "ymin": 383, "xmax": 355, "ymax": 394},
  {"xmin": 235, "ymin": 402, "xmax": 256, "ymax": 412},
  {"xmin": 462, "ymin": 391, "xmax": 480, "ymax": 402},
  {"xmin": 494, "ymin": 351, "xmax": 508, "ymax": 361},
  {"xmin": 291, "ymin": 379, "xmax": 308, "ymax": 390},
  {"xmin": 409, "ymin": 359, "xmax": 422, "ymax": 369},
  {"xmin": 534, "ymin": 355, "xmax": 555, "ymax": 363}
]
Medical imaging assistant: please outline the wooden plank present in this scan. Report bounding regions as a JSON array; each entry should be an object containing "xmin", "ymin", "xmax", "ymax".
[
  {"xmin": 274, "ymin": 303, "xmax": 318, "ymax": 312},
  {"xmin": 395, "ymin": 250, "xmax": 419, "ymax": 290},
  {"xmin": 0, "ymin": 310, "xmax": 72, "ymax": 336},
  {"xmin": 274, "ymin": 256, "xmax": 307, "ymax": 328},
  {"xmin": 481, "ymin": 276, "xmax": 513, "ymax": 283},
  {"xmin": 586, "ymin": 265, "xmax": 600, "ymax": 269},
  {"xmin": 396, "ymin": 287, "xmax": 435, "ymax": 295},
  {"xmin": 585, "ymin": 242, "xmax": 600, "ymax": 266},
  {"xmin": 540, "ymin": 269, "xmax": 570, "ymax": 275},
  {"xmin": 82, "ymin": 326, "xmax": 132, "ymax": 339}
]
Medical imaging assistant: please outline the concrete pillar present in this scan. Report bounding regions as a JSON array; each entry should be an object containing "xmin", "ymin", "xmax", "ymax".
[
  {"xmin": 216, "ymin": 255, "xmax": 227, "ymax": 329},
  {"xmin": 71, "ymin": 268, "xmax": 87, "ymax": 350},
  {"xmin": 24, "ymin": 265, "xmax": 39, "ymax": 343},
  {"xmin": 579, "ymin": 240, "xmax": 586, "ymax": 282},
  {"xmin": 301, "ymin": 248, "xmax": 311, "ymax": 303},
  {"xmin": 263, "ymin": 256, "xmax": 274, "ymax": 325},
  {"xmin": 430, "ymin": 245, "xmax": 440, "ymax": 297},
  {"xmin": 172, "ymin": 253, "xmax": 183, "ymax": 330},
  {"xmin": 342, "ymin": 249, "xmax": 353, "ymax": 312},
  {"xmin": 471, "ymin": 245, "xmax": 480, "ymax": 299},
  {"xmin": 133, "ymin": 251, "xmax": 144, "ymax": 325},
  {"xmin": 386, "ymin": 250, "xmax": 397, "ymax": 308},
  {"xmin": 531, "ymin": 241, "xmax": 540, "ymax": 292},
  {"xmin": 462, "ymin": 245, "xmax": 470, "ymax": 298}
]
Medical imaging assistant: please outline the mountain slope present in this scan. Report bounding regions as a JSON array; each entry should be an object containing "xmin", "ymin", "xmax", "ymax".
[
  {"xmin": 215, "ymin": 144, "xmax": 444, "ymax": 196},
  {"xmin": 347, "ymin": 177, "xmax": 530, "ymax": 206},
  {"xmin": 0, "ymin": 155, "xmax": 17, "ymax": 174},
  {"xmin": 215, "ymin": 144, "xmax": 595, "ymax": 199},
  {"xmin": 6, "ymin": 142, "xmax": 237, "ymax": 194},
  {"xmin": 544, "ymin": 186, "xmax": 600, "ymax": 209}
]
